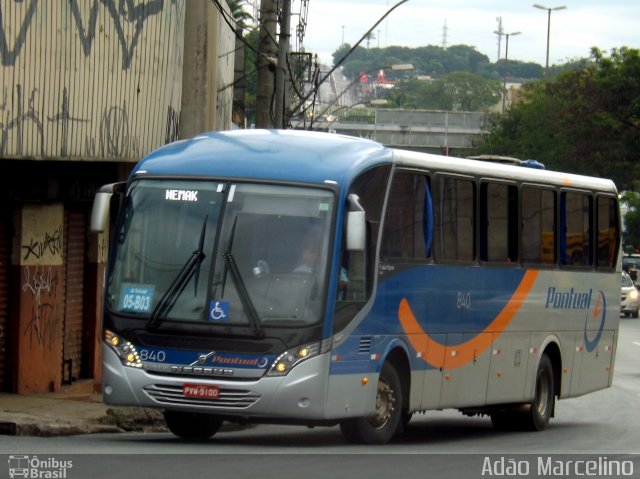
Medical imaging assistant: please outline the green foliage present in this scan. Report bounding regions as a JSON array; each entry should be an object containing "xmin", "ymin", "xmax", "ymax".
[
  {"xmin": 385, "ymin": 72, "xmax": 502, "ymax": 111},
  {"xmin": 332, "ymin": 44, "xmax": 545, "ymax": 82},
  {"xmin": 478, "ymin": 47, "xmax": 640, "ymax": 190},
  {"xmin": 622, "ymin": 191, "xmax": 640, "ymax": 250},
  {"xmin": 226, "ymin": 0, "xmax": 254, "ymax": 32}
]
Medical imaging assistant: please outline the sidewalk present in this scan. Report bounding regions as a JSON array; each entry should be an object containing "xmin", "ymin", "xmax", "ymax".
[{"xmin": 0, "ymin": 381, "xmax": 167, "ymax": 436}]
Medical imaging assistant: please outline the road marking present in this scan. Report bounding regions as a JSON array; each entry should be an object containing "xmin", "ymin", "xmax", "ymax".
[{"xmin": 633, "ymin": 341, "xmax": 640, "ymax": 347}]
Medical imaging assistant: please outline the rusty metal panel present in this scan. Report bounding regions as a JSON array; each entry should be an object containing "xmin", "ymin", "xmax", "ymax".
[
  {"xmin": 0, "ymin": 0, "xmax": 186, "ymax": 161},
  {"xmin": 0, "ymin": 210, "xmax": 9, "ymax": 390},
  {"xmin": 63, "ymin": 209, "xmax": 86, "ymax": 383}
]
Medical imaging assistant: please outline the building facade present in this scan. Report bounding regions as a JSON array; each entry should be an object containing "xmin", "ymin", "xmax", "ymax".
[{"xmin": 0, "ymin": 0, "xmax": 235, "ymax": 393}]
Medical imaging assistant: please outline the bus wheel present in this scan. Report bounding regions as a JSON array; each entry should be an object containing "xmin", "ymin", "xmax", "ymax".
[
  {"xmin": 163, "ymin": 410, "xmax": 223, "ymax": 440},
  {"xmin": 339, "ymin": 362, "xmax": 402, "ymax": 444},
  {"xmin": 521, "ymin": 354, "xmax": 555, "ymax": 431}
]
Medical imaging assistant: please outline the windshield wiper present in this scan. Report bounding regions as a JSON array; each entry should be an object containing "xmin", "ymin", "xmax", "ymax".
[
  {"xmin": 146, "ymin": 216, "xmax": 208, "ymax": 330},
  {"xmin": 222, "ymin": 217, "xmax": 265, "ymax": 338}
]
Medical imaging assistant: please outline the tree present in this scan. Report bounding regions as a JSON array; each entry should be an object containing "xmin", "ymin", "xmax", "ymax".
[
  {"xmin": 477, "ymin": 47, "xmax": 640, "ymax": 190},
  {"xmin": 385, "ymin": 72, "xmax": 502, "ymax": 111},
  {"xmin": 365, "ymin": 31, "xmax": 376, "ymax": 48},
  {"xmin": 226, "ymin": 0, "xmax": 254, "ymax": 33},
  {"xmin": 243, "ymin": 27, "xmax": 259, "ymax": 126},
  {"xmin": 622, "ymin": 189, "xmax": 640, "ymax": 251}
]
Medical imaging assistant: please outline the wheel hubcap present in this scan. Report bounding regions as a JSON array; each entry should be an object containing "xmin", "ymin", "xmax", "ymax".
[
  {"xmin": 370, "ymin": 379, "xmax": 395, "ymax": 429},
  {"xmin": 535, "ymin": 372, "xmax": 550, "ymax": 417}
]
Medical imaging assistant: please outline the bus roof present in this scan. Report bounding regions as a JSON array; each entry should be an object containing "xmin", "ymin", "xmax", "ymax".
[
  {"xmin": 134, "ymin": 129, "xmax": 391, "ymax": 186},
  {"xmin": 394, "ymin": 149, "xmax": 618, "ymax": 194},
  {"xmin": 134, "ymin": 129, "xmax": 617, "ymax": 195}
]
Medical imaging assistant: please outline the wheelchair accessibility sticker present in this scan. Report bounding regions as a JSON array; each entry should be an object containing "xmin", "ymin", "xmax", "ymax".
[{"xmin": 209, "ymin": 300, "xmax": 229, "ymax": 321}]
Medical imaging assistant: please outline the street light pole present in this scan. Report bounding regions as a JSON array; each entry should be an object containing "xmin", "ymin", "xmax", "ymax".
[
  {"xmin": 533, "ymin": 4, "xmax": 567, "ymax": 75},
  {"xmin": 502, "ymin": 31, "xmax": 521, "ymax": 114}
]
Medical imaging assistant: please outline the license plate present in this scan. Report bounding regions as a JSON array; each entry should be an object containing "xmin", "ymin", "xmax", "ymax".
[{"xmin": 183, "ymin": 383, "xmax": 220, "ymax": 399}]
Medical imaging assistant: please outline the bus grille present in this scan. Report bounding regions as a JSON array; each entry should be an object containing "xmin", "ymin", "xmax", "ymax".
[
  {"xmin": 359, "ymin": 337, "xmax": 372, "ymax": 353},
  {"xmin": 143, "ymin": 384, "xmax": 261, "ymax": 409}
]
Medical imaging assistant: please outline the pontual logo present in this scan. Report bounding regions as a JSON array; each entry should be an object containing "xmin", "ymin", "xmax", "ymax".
[{"xmin": 545, "ymin": 287, "xmax": 593, "ymax": 310}]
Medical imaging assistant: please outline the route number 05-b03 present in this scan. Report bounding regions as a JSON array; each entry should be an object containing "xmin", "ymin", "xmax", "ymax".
[
  {"xmin": 457, "ymin": 292, "xmax": 471, "ymax": 309},
  {"xmin": 122, "ymin": 293, "xmax": 151, "ymax": 312}
]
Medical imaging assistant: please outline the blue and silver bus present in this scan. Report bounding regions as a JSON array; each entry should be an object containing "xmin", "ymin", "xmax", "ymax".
[{"xmin": 91, "ymin": 129, "xmax": 620, "ymax": 444}]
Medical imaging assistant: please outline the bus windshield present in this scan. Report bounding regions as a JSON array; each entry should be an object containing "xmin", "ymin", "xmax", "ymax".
[{"xmin": 107, "ymin": 179, "xmax": 334, "ymax": 331}]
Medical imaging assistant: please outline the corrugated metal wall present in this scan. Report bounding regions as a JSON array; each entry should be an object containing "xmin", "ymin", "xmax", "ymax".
[{"xmin": 0, "ymin": 0, "xmax": 185, "ymax": 161}]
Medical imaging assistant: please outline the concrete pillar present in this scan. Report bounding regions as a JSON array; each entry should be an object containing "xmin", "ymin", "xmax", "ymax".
[
  {"xmin": 180, "ymin": 0, "xmax": 219, "ymax": 138},
  {"xmin": 10, "ymin": 204, "xmax": 64, "ymax": 393}
]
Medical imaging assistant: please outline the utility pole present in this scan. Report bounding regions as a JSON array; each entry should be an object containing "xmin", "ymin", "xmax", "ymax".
[
  {"xmin": 255, "ymin": 0, "xmax": 278, "ymax": 128},
  {"xmin": 274, "ymin": 0, "xmax": 292, "ymax": 128},
  {"xmin": 502, "ymin": 31, "xmax": 521, "ymax": 113}
]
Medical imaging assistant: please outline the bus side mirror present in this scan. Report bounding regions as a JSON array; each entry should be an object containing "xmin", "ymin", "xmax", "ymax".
[
  {"xmin": 346, "ymin": 194, "xmax": 366, "ymax": 251},
  {"xmin": 90, "ymin": 182, "xmax": 125, "ymax": 233}
]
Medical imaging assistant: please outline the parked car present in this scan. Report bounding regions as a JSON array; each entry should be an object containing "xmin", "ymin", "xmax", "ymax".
[
  {"xmin": 621, "ymin": 271, "xmax": 639, "ymax": 318},
  {"xmin": 622, "ymin": 254, "xmax": 640, "ymax": 282}
]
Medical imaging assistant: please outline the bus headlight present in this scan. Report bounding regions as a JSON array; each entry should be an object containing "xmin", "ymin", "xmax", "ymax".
[
  {"xmin": 104, "ymin": 329, "xmax": 143, "ymax": 368},
  {"xmin": 267, "ymin": 342, "xmax": 321, "ymax": 377}
]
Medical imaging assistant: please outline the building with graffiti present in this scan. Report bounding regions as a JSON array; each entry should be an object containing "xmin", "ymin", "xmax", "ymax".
[{"xmin": 0, "ymin": 0, "xmax": 235, "ymax": 393}]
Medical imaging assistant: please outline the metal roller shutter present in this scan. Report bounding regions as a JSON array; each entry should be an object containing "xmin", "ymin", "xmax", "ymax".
[
  {"xmin": 63, "ymin": 209, "xmax": 87, "ymax": 383},
  {"xmin": 0, "ymin": 212, "xmax": 9, "ymax": 390}
]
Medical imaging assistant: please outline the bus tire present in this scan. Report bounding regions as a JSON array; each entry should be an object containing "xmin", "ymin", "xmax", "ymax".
[
  {"xmin": 521, "ymin": 354, "xmax": 555, "ymax": 431},
  {"xmin": 339, "ymin": 362, "xmax": 402, "ymax": 445},
  {"xmin": 163, "ymin": 410, "xmax": 223, "ymax": 440}
]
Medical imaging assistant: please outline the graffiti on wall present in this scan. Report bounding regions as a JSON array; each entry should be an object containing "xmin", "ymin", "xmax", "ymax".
[
  {"xmin": 0, "ymin": 0, "xmax": 185, "ymax": 159},
  {"xmin": 0, "ymin": 83, "xmax": 142, "ymax": 158},
  {"xmin": 1, "ymin": 0, "xmax": 166, "ymax": 69},
  {"xmin": 0, "ymin": 84, "xmax": 45, "ymax": 156},
  {"xmin": 22, "ymin": 265, "xmax": 60, "ymax": 352},
  {"xmin": 21, "ymin": 225, "xmax": 63, "ymax": 262}
]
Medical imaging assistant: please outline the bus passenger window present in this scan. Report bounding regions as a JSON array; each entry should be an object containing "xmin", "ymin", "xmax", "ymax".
[
  {"xmin": 434, "ymin": 176, "xmax": 475, "ymax": 262},
  {"xmin": 480, "ymin": 182, "xmax": 518, "ymax": 263},
  {"xmin": 596, "ymin": 196, "xmax": 619, "ymax": 269},
  {"xmin": 522, "ymin": 187, "xmax": 556, "ymax": 265},
  {"xmin": 561, "ymin": 191, "xmax": 592, "ymax": 267},
  {"xmin": 381, "ymin": 171, "xmax": 431, "ymax": 260}
]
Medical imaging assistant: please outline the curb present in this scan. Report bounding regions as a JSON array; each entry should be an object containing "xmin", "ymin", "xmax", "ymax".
[{"xmin": 0, "ymin": 407, "xmax": 168, "ymax": 437}]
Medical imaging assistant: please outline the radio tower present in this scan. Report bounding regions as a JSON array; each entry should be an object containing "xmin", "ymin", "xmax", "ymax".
[
  {"xmin": 442, "ymin": 19, "xmax": 448, "ymax": 49},
  {"xmin": 495, "ymin": 17, "xmax": 504, "ymax": 61}
]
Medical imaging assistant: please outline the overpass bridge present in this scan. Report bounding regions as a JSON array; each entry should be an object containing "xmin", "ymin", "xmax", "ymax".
[{"xmin": 294, "ymin": 109, "xmax": 491, "ymax": 152}]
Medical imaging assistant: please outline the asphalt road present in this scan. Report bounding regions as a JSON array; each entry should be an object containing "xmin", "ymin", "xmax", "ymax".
[{"xmin": 2, "ymin": 318, "xmax": 639, "ymax": 479}]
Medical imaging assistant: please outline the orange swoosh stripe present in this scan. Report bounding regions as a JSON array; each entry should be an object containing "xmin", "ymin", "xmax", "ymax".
[
  {"xmin": 398, "ymin": 269, "xmax": 539, "ymax": 369},
  {"xmin": 592, "ymin": 292, "xmax": 603, "ymax": 320}
]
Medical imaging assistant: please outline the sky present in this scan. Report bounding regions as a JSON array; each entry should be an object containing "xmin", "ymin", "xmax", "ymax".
[{"xmin": 296, "ymin": 0, "xmax": 640, "ymax": 67}]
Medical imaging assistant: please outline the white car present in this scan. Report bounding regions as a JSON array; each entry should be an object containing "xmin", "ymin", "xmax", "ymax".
[{"xmin": 621, "ymin": 271, "xmax": 639, "ymax": 318}]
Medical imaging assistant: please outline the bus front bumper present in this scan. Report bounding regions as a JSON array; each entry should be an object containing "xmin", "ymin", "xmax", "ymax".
[{"xmin": 102, "ymin": 343, "xmax": 339, "ymax": 420}]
